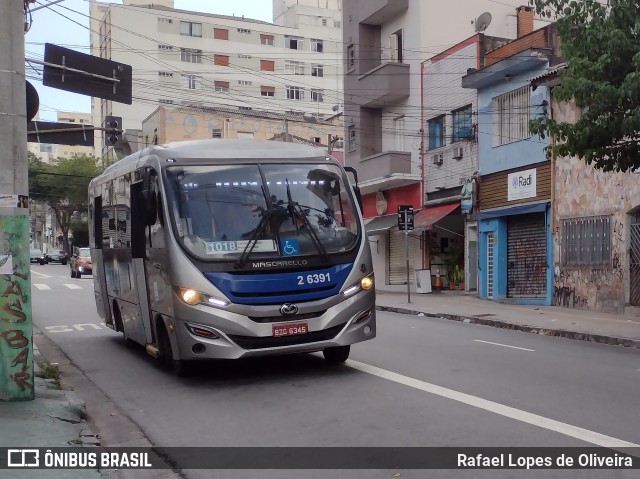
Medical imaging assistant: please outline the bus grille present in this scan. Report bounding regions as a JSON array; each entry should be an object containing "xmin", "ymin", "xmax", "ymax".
[
  {"xmin": 248, "ymin": 310, "xmax": 327, "ymax": 323},
  {"xmin": 228, "ymin": 323, "xmax": 346, "ymax": 350}
]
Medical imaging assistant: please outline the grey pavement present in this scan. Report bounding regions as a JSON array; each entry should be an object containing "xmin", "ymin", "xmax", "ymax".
[
  {"xmin": 0, "ymin": 346, "xmax": 109, "ymax": 478},
  {"xmin": 376, "ymin": 288, "xmax": 640, "ymax": 348}
]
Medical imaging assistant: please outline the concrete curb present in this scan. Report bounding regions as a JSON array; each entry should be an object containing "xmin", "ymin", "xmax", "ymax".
[{"xmin": 376, "ymin": 305, "xmax": 640, "ymax": 349}]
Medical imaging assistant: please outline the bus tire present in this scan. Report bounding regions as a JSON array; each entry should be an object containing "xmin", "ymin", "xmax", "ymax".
[
  {"xmin": 157, "ymin": 322, "xmax": 189, "ymax": 377},
  {"xmin": 323, "ymin": 345, "xmax": 350, "ymax": 363}
]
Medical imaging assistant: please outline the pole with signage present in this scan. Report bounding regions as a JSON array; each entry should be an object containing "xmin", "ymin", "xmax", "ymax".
[{"xmin": 397, "ymin": 205, "xmax": 414, "ymax": 304}]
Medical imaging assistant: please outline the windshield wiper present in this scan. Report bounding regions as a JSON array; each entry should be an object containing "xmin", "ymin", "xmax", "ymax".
[
  {"xmin": 235, "ymin": 186, "xmax": 275, "ymax": 269},
  {"xmin": 285, "ymin": 179, "xmax": 329, "ymax": 263}
]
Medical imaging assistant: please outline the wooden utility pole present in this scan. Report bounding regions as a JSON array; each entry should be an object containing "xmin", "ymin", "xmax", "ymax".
[{"xmin": 0, "ymin": 0, "xmax": 34, "ymax": 401}]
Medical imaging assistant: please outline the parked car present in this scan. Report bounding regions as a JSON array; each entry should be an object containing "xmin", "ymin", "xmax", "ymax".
[
  {"xmin": 30, "ymin": 248, "xmax": 46, "ymax": 265},
  {"xmin": 70, "ymin": 247, "xmax": 92, "ymax": 278},
  {"xmin": 45, "ymin": 249, "xmax": 68, "ymax": 265}
]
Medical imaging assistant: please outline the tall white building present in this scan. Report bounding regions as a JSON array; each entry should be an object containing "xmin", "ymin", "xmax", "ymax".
[{"xmin": 89, "ymin": 0, "xmax": 343, "ymax": 156}]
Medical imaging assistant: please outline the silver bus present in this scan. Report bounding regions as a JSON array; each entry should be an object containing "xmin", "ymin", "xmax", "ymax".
[{"xmin": 88, "ymin": 140, "xmax": 375, "ymax": 374}]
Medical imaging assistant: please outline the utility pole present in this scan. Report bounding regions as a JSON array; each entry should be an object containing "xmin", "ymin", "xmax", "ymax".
[{"xmin": 0, "ymin": 0, "xmax": 34, "ymax": 401}]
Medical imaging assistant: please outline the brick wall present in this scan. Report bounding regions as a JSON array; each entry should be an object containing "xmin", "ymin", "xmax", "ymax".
[{"xmin": 485, "ymin": 27, "xmax": 549, "ymax": 66}]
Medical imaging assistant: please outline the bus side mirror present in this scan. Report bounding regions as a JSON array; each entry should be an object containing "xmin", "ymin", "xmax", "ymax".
[
  {"xmin": 141, "ymin": 171, "xmax": 158, "ymax": 226},
  {"xmin": 343, "ymin": 166, "xmax": 363, "ymax": 213}
]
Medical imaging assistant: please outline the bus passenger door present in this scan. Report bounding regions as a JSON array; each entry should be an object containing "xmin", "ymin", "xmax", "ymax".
[{"xmin": 130, "ymin": 177, "xmax": 155, "ymax": 345}]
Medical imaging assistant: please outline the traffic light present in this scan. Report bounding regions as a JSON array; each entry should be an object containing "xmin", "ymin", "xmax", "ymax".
[{"xmin": 104, "ymin": 115, "xmax": 122, "ymax": 148}]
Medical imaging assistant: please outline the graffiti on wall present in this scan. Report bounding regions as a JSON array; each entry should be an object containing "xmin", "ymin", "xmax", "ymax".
[{"xmin": 0, "ymin": 215, "xmax": 34, "ymax": 400}]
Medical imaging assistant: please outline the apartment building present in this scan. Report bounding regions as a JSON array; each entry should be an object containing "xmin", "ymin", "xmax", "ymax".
[
  {"xmin": 343, "ymin": 0, "xmax": 543, "ymax": 288},
  {"xmin": 89, "ymin": 0, "xmax": 342, "ymax": 156}
]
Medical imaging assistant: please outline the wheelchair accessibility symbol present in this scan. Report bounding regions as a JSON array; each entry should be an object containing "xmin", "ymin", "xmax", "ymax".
[{"xmin": 280, "ymin": 239, "xmax": 299, "ymax": 256}]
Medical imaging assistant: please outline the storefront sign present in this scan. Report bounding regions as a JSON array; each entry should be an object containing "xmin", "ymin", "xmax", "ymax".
[{"xmin": 507, "ymin": 168, "xmax": 536, "ymax": 201}]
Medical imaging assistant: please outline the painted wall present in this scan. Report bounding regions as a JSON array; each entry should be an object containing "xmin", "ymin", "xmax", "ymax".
[
  {"xmin": 551, "ymin": 101, "xmax": 640, "ymax": 314},
  {"xmin": 476, "ymin": 74, "xmax": 550, "ymax": 176}
]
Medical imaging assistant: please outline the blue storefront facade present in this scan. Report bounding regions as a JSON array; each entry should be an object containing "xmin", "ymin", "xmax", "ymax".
[{"xmin": 462, "ymin": 27, "xmax": 555, "ymax": 305}]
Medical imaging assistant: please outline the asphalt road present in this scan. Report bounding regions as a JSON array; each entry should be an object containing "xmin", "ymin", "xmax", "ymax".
[{"xmin": 30, "ymin": 264, "xmax": 640, "ymax": 479}]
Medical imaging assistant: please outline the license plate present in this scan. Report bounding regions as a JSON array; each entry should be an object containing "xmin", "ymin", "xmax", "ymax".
[{"xmin": 272, "ymin": 322, "xmax": 308, "ymax": 338}]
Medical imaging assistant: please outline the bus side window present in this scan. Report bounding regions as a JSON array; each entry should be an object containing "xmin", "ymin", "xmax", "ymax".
[{"xmin": 94, "ymin": 196, "xmax": 103, "ymax": 250}]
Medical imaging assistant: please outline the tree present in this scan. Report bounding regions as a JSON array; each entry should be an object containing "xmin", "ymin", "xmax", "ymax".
[
  {"xmin": 28, "ymin": 154, "xmax": 103, "ymax": 253},
  {"xmin": 529, "ymin": 0, "xmax": 640, "ymax": 172}
]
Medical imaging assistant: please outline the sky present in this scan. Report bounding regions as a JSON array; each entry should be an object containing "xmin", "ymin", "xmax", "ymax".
[{"xmin": 24, "ymin": 0, "xmax": 273, "ymax": 121}]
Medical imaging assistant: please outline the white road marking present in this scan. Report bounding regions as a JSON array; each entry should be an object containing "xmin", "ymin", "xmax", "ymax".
[
  {"xmin": 473, "ymin": 339, "xmax": 535, "ymax": 352},
  {"xmin": 33, "ymin": 284, "xmax": 51, "ymax": 290},
  {"xmin": 64, "ymin": 283, "xmax": 82, "ymax": 290},
  {"xmin": 346, "ymin": 359, "xmax": 639, "ymax": 448},
  {"xmin": 30, "ymin": 270, "xmax": 51, "ymax": 278}
]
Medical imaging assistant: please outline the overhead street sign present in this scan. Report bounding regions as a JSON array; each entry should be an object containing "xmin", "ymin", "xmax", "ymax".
[
  {"xmin": 397, "ymin": 205, "xmax": 414, "ymax": 231},
  {"xmin": 43, "ymin": 43, "xmax": 132, "ymax": 104},
  {"xmin": 27, "ymin": 121, "xmax": 94, "ymax": 147}
]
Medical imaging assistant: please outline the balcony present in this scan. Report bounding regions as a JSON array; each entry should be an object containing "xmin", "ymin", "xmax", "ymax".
[
  {"xmin": 355, "ymin": 62, "xmax": 410, "ymax": 108},
  {"xmin": 360, "ymin": 0, "xmax": 409, "ymax": 25},
  {"xmin": 356, "ymin": 151, "xmax": 415, "ymax": 191}
]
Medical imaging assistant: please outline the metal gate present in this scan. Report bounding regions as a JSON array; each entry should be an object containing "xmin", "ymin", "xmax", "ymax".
[
  {"xmin": 487, "ymin": 233, "xmax": 495, "ymax": 298},
  {"xmin": 389, "ymin": 230, "xmax": 415, "ymax": 285},
  {"xmin": 631, "ymin": 215, "xmax": 640, "ymax": 306},
  {"xmin": 507, "ymin": 213, "xmax": 547, "ymax": 299}
]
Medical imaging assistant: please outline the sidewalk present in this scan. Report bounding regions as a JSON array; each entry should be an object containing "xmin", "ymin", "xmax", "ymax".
[
  {"xmin": 375, "ymin": 289, "xmax": 640, "ymax": 349},
  {"xmin": 0, "ymin": 346, "xmax": 107, "ymax": 478}
]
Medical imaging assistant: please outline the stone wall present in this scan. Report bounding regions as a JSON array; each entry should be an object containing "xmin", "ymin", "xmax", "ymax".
[{"xmin": 552, "ymin": 101, "xmax": 640, "ymax": 313}]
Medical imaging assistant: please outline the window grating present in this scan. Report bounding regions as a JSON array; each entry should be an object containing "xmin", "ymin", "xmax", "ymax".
[{"xmin": 561, "ymin": 215, "xmax": 611, "ymax": 267}]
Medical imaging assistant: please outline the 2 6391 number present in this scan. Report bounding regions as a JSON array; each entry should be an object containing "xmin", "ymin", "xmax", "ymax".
[{"xmin": 297, "ymin": 273, "xmax": 331, "ymax": 286}]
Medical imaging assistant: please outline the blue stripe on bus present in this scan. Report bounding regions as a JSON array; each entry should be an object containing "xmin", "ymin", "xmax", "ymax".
[{"xmin": 203, "ymin": 264, "xmax": 353, "ymax": 305}]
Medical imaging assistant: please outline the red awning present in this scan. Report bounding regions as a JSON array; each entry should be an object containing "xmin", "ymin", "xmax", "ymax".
[{"xmin": 414, "ymin": 202, "xmax": 459, "ymax": 229}]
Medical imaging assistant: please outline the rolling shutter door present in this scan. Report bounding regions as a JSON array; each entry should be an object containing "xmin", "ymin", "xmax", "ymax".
[
  {"xmin": 389, "ymin": 230, "xmax": 415, "ymax": 285},
  {"xmin": 507, "ymin": 213, "xmax": 546, "ymax": 298}
]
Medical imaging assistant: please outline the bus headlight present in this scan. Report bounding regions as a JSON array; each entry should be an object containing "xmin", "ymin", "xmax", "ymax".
[
  {"xmin": 342, "ymin": 274, "xmax": 374, "ymax": 297},
  {"xmin": 181, "ymin": 289, "xmax": 201, "ymax": 305},
  {"xmin": 176, "ymin": 288, "xmax": 229, "ymax": 308}
]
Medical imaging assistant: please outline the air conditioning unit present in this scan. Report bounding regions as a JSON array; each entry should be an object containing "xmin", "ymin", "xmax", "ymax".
[
  {"xmin": 452, "ymin": 147, "xmax": 464, "ymax": 159},
  {"xmin": 432, "ymin": 154, "xmax": 443, "ymax": 165}
]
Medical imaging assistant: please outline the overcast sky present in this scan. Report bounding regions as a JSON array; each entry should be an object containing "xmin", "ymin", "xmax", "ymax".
[{"xmin": 25, "ymin": 0, "xmax": 273, "ymax": 121}]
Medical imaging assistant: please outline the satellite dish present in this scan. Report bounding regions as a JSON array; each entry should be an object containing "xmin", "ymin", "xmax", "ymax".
[{"xmin": 474, "ymin": 12, "xmax": 492, "ymax": 33}]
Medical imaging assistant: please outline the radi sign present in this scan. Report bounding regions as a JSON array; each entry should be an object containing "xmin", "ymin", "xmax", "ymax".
[{"xmin": 507, "ymin": 168, "xmax": 537, "ymax": 201}]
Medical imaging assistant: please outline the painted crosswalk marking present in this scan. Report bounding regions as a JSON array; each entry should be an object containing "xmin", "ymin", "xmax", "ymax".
[
  {"xmin": 33, "ymin": 284, "xmax": 52, "ymax": 290},
  {"xmin": 63, "ymin": 283, "xmax": 83, "ymax": 290}
]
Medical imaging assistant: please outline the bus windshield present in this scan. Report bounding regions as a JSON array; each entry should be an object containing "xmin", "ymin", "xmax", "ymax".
[{"xmin": 165, "ymin": 163, "xmax": 359, "ymax": 261}]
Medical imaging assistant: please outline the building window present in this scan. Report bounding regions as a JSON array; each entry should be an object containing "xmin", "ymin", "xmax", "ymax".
[
  {"xmin": 238, "ymin": 54, "xmax": 252, "ymax": 59},
  {"xmin": 390, "ymin": 29, "xmax": 403, "ymax": 62},
  {"xmin": 311, "ymin": 64, "xmax": 324, "ymax": 77},
  {"xmin": 334, "ymin": 20, "xmax": 341, "ymax": 28},
  {"xmin": 181, "ymin": 74, "xmax": 197, "ymax": 90},
  {"xmin": 311, "ymin": 39, "xmax": 324, "ymax": 52},
  {"xmin": 180, "ymin": 48, "xmax": 202, "ymax": 63},
  {"xmin": 214, "ymin": 28, "xmax": 229, "ymax": 40},
  {"xmin": 346, "ymin": 44, "xmax": 355, "ymax": 72},
  {"xmin": 158, "ymin": 44, "xmax": 173, "ymax": 50},
  {"xmin": 214, "ymin": 54, "xmax": 229, "ymax": 66},
  {"xmin": 158, "ymin": 71, "xmax": 173, "ymax": 77},
  {"xmin": 260, "ymin": 59, "xmax": 275, "ymax": 71},
  {"xmin": 285, "ymin": 60, "xmax": 305, "ymax": 75},
  {"xmin": 180, "ymin": 21, "xmax": 202, "ymax": 37},
  {"xmin": 348, "ymin": 125, "xmax": 356, "ymax": 152},
  {"xmin": 493, "ymin": 86, "xmax": 530, "ymax": 145},
  {"xmin": 452, "ymin": 105, "xmax": 473, "ymax": 142},
  {"xmin": 286, "ymin": 85, "xmax": 304, "ymax": 100},
  {"xmin": 285, "ymin": 35, "xmax": 303, "ymax": 50},
  {"xmin": 237, "ymin": 28, "xmax": 251, "ymax": 34},
  {"xmin": 311, "ymin": 89, "xmax": 323, "ymax": 102},
  {"xmin": 260, "ymin": 85, "xmax": 275, "ymax": 97},
  {"xmin": 159, "ymin": 99, "xmax": 174, "ymax": 104},
  {"xmin": 428, "ymin": 116, "xmax": 445, "ymax": 150},
  {"xmin": 322, "ymin": 18, "xmax": 327, "ymax": 26},
  {"xmin": 561, "ymin": 215, "xmax": 611, "ymax": 266},
  {"xmin": 158, "ymin": 17, "xmax": 172, "ymax": 24},
  {"xmin": 214, "ymin": 81, "xmax": 229, "ymax": 92},
  {"xmin": 212, "ymin": 129, "xmax": 222, "ymax": 139},
  {"xmin": 260, "ymin": 34, "xmax": 274, "ymax": 46},
  {"xmin": 40, "ymin": 143, "xmax": 53, "ymax": 153},
  {"xmin": 238, "ymin": 80, "xmax": 252, "ymax": 86}
]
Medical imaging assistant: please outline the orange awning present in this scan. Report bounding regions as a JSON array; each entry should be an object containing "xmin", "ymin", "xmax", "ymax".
[{"xmin": 414, "ymin": 202, "xmax": 459, "ymax": 229}]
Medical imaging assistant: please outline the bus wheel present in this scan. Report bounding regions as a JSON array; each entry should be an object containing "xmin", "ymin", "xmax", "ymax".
[
  {"xmin": 157, "ymin": 323, "xmax": 189, "ymax": 376},
  {"xmin": 323, "ymin": 345, "xmax": 350, "ymax": 363}
]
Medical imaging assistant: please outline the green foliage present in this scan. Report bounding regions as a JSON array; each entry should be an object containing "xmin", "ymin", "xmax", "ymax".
[
  {"xmin": 28, "ymin": 154, "xmax": 103, "ymax": 252},
  {"xmin": 70, "ymin": 220, "xmax": 89, "ymax": 248},
  {"xmin": 529, "ymin": 0, "xmax": 640, "ymax": 172}
]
